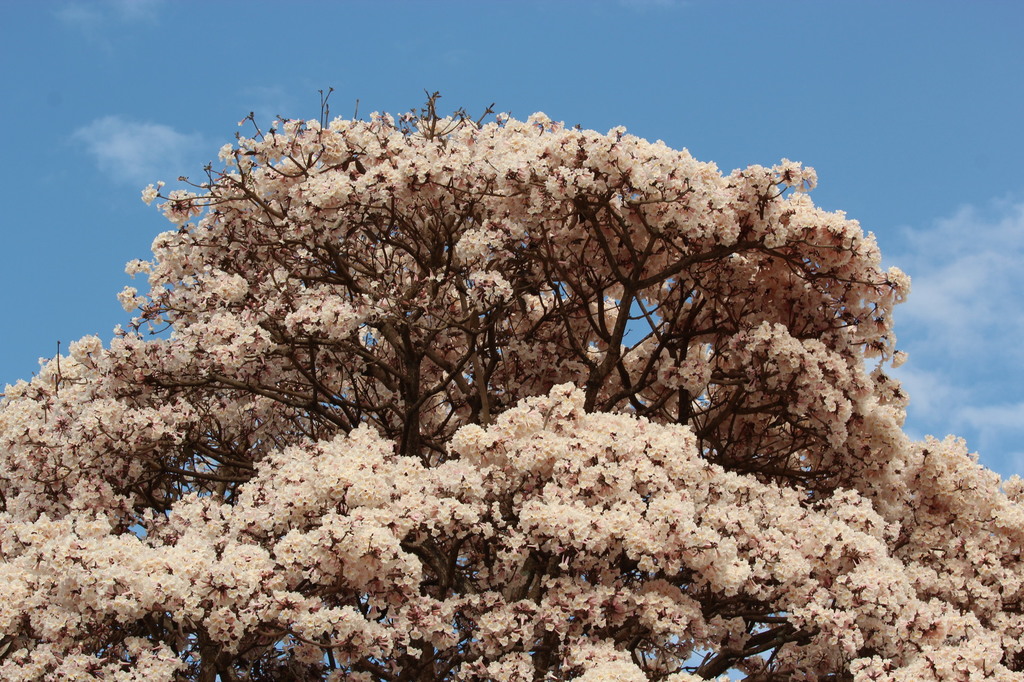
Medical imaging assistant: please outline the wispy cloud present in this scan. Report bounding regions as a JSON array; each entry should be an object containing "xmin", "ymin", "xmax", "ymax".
[
  {"xmin": 955, "ymin": 400, "xmax": 1024, "ymax": 477},
  {"xmin": 72, "ymin": 116, "xmax": 204, "ymax": 186},
  {"xmin": 238, "ymin": 85, "xmax": 298, "ymax": 130},
  {"xmin": 107, "ymin": 0, "xmax": 162, "ymax": 22},
  {"xmin": 892, "ymin": 199, "xmax": 1024, "ymax": 367},
  {"xmin": 890, "ymin": 364, "xmax": 960, "ymax": 436},
  {"xmin": 961, "ymin": 401, "xmax": 1024, "ymax": 432},
  {"xmin": 617, "ymin": 0, "xmax": 688, "ymax": 9},
  {"xmin": 56, "ymin": 0, "xmax": 161, "ymax": 46},
  {"xmin": 889, "ymin": 196, "xmax": 1024, "ymax": 475}
]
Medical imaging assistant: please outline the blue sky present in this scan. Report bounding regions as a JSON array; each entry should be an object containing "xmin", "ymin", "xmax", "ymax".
[{"xmin": 2, "ymin": 0, "xmax": 1023, "ymax": 478}]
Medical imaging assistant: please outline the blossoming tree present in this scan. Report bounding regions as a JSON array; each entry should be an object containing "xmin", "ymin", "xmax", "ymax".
[{"xmin": 1, "ymin": 95, "xmax": 1022, "ymax": 681}]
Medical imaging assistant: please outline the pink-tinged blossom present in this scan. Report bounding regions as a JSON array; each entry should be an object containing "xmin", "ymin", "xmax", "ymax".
[{"xmin": 0, "ymin": 97, "xmax": 1020, "ymax": 680}]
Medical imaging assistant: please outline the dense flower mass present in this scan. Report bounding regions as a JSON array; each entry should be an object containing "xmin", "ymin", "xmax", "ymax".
[{"xmin": 1, "ymin": 96, "xmax": 1021, "ymax": 680}]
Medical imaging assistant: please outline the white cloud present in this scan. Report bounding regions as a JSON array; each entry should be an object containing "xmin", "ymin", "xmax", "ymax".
[
  {"xmin": 617, "ymin": 0, "xmax": 688, "ymax": 9},
  {"xmin": 238, "ymin": 85, "xmax": 296, "ymax": 131},
  {"xmin": 892, "ymin": 364, "xmax": 959, "ymax": 428},
  {"xmin": 107, "ymin": 0, "xmax": 162, "ymax": 22},
  {"xmin": 961, "ymin": 402, "xmax": 1024, "ymax": 432},
  {"xmin": 1008, "ymin": 452, "xmax": 1024, "ymax": 479},
  {"xmin": 56, "ymin": 0, "xmax": 161, "ymax": 46},
  {"xmin": 892, "ymin": 200, "xmax": 1024, "ymax": 359},
  {"xmin": 955, "ymin": 402, "xmax": 1024, "ymax": 476},
  {"xmin": 72, "ymin": 116, "xmax": 204, "ymax": 186},
  {"xmin": 888, "ymin": 196, "xmax": 1024, "ymax": 476}
]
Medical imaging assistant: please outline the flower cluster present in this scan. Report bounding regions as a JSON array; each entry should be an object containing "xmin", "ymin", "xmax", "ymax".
[{"xmin": 1, "ymin": 98, "xmax": 1019, "ymax": 679}]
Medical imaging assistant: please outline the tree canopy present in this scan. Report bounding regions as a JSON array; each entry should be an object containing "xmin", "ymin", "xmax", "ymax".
[{"xmin": 1, "ymin": 96, "xmax": 1021, "ymax": 680}]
